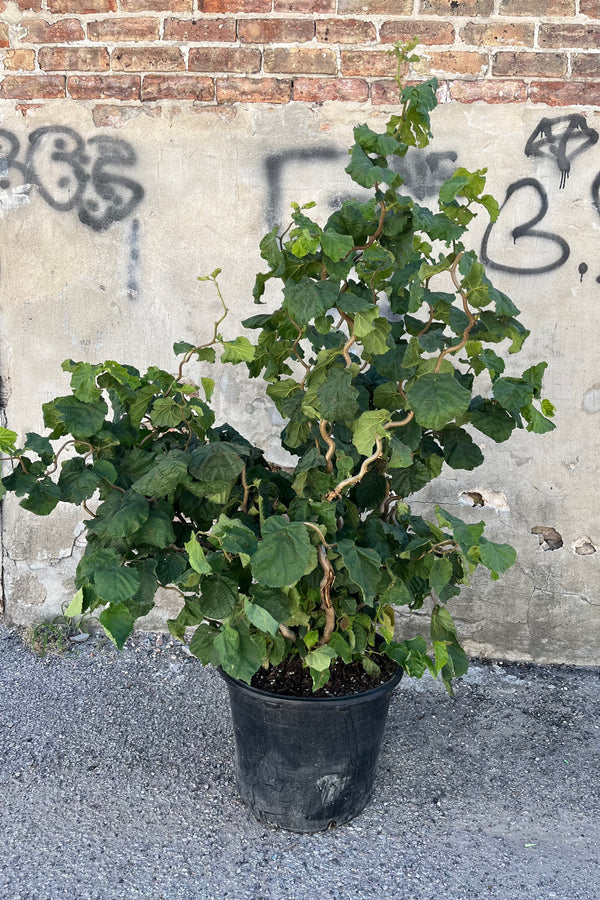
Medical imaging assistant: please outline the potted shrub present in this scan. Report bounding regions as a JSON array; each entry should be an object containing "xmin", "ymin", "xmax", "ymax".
[{"xmin": 0, "ymin": 43, "xmax": 553, "ymax": 832}]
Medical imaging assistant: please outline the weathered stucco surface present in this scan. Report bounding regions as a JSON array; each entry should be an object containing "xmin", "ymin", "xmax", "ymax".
[{"xmin": 1, "ymin": 99, "xmax": 599, "ymax": 664}]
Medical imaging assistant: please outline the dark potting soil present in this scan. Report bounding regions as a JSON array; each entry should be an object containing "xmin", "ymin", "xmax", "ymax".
[{"xmin": 250, "ymin": 654, "xmax": 398, "ymax": 698}]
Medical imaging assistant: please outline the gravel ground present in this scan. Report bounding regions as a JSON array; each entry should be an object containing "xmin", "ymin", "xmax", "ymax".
[{"xmin": 1, "ymin": 622, "xmax": 599, "ymax": 900}]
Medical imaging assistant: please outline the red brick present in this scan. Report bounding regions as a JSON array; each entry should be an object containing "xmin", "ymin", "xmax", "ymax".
[
  {"xmin": 571, "ymin": 54, "xmax": 600, "ymax": 78},
  {"xmin": 414, "ymin": 51, "xmax": 487, "ymax": 76},
  {"xmin": 3, "ymin": 49, "xmax": 36, "ymax": 71},
  {"xmin": 122, "ymin": 0, "xmax": 191, "ymax": 10},
  {"xmin": 88, "ymin": 18, "xmax": 160, "ymax": 42},
  {"xmin": 338, "ymin": 0, "xmax": 411, "ymax": 12},
  {"xmin": 189, "ymin": 47, "xmax": 261, "ymax": 72},
  {"xmin": 238, "ymin": 18, "xmax": 314, "ymax": 43},
  {"xmin": 142, "ymin": 74, "xmax": 214, "ymax": 100},
  {"xmin": 67, "ymin": 74, "xmax": 140, "ymax": 99},
  {"xmin": 539, "ymin": 25, "xmax": 600, "ymax": 50},
  {"xmin": 420, "ymin": 0, "xmax": 493, "ymax": 13},
  {"xmin": 449, "ymin": 79, "xmax": 526, "ymax": 102},
  {"xmin": 199, "ymin": 0, "xmax": 270, "ymax": 11},
  {"xmin": 492, "ymin": 51, "xmax": 567, "ymax": 77},
  {"xmin": 22, "ymin": 19, "xmax": 85, "ymax": 44},
  {"xmin": 0, "ymin": 23, "xmax": 8, "ymax": 48},
  {"xmin": 112, "ymin": 47, "xmax": 185, "ymax": 71},
  {"xmin": 499, "ymin": 0, "xmax": 575, "ymax": 13},
  {"xmin": 217, "ymin": 76, "xmax": 292, "ymax": 103},
  {"xmin": 264, "ymin": 48, "xmax": 337, "ymax": 75},
  {"xmin": 316, "ymin": 19, "xmax": 376, "ymax": 44},
  {"xmin": 379, "ymin": 21, "xmax": 455, "ymax": 45},
  {"xmin": 15, "ymin": 0, "xmax": 42, "ymax": 9},
  {"xmin": 48, "ymin": 0, "xmax": 116, "ymax": 11},
  {"xmin": 163, "ymin": 18, "xmax": 236, "ymax": 41},
  {"xmin": 275, "ymin": 0, "xmax": 334, "ymax": 10},
  {"xmin": 0, "ymin": 75, "xmax": 65, "ymax": 99},
  {"xmin": 529, "ymin": 80, "xmax": 600, "ymax": 106},
  {"xmin": 293, "ymin": 77, "xmax": 368, "ymax": 102},
  {"xmin": 340, "ymin": 51, "xmax": 397, "ymax": 77},
  {"xmin": 460, "ymin": 23, "xmax": 534, "ymax": 47},
  {"xmin": 581, "ymin": 0, "xmax": 600, "ymax": 16},
  {"xmin": 39, "ymin": 47, "xmax": 110, "ymax": 71}
]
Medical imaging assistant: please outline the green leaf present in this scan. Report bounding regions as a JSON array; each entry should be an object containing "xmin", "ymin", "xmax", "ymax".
[
  {"xmin": 43, "ymin": 395, "xmax": 108, "ymax": 440},
  {"xmin": 68, "ymin": 362, "xmax": 102, "ymax": 403},
  {"xmin": 58, "ymin": 457, "xmax": 100, "ymax": 504},
  {"xmin": 316, "ymin": 368, "xmax": 359, "ymax": 421},
  {"xmin": 406, "ymin": 373, "xmax": 471, "ymax": 431},
  {"xmin": 200, "ymin": 573, "xmax": 239, "ymax": 619},
  {"xmin": 0, "ymin": 426, "xmax": 18, "ymax": 453},
  {"xmin": 150, "ymin": 397, "xmax": 183, "ymax": 429},
  {"xmin": 87, "ymin": 492, "xmax": 149, "ymax": 539},
  {"xmin": 188, "ymin": 444, "xmax": 244, "ymax": 482},
  {"xmin": 337, "ymin": 539, "xmax": 382, "ymax": 605},
  {"xmin": 99, "ymin": 604, "xmax": 135, "ymax": 650},
  {"xmin": 214, "ymin": 622, "xmax": 263, "ymax": 684},
  {"xmin": 249, "ymin": 585, "xmax": 292, "ymax": 623},
  {"xmin": 243, "ymin": 598, "xmax": 280, "ymax": 636},
  {"xmin": 478, "ymin": 537, "xmax": 516, "ymax": 575},
  {"xmin": 429, "ymin": 556, "xmax": 453, "ymax": 595},
  {"xmin": 469, "ymin": 401, "xmax": 515, "ymax": 443},
  {"xmin": 431, "ymin": 604, "xmax": 458, "ymax": 643},
  {"xmin": 493, "ymin": 377, "xmax": 534, "ymax": 411},
  {"xmin": 251, "ymin": 517, "xmax": 313, "ymax": 588},
  {"xmin": 94, "ymin": 561, "xmax": 141, "ymax": 606},
  {"xmin": 64, "ymin": 588, "xmax": 84, "ymax": 618},
  {"xmin": 132, "ymin": 454, "xmax": 188, "ymax": 497},
  {"xmin": 305, "ymin": 645, "xmax": 337, "ymax": 672},
  {"xmin": 220, "ymin": 337, "xmax": 255, "ymax": 364},
  {"xmin": 20, "ymin": 480, "xmax": 61, "ymax": 516},
  {"xmin": 352, "ymin": 409, "xmax": 391, "ymax": 456},
  {"xmin": 188, "ymin": 623, "xmax": 219, "ymax": 665},
  {"xmin": 321, "ymin": 230, "xmax": 354, "ymax": 262},
  {"xmin": 522, "ymin": 404, "xmax": 556, "ymax": 434},
  {"xmin": 441, "ymin": 428, "xmax": 484, "ymax": 471},
  {"xmin": 185, "ymin": 533, "xmax": 212, "ymax": 575},
  {"xmin": 436, "ymin": 507, "xmax": 484, "ymax": 553},
  {"xmin": 282, "ymin": 277, "xmax": 339, "ymax": 328}
]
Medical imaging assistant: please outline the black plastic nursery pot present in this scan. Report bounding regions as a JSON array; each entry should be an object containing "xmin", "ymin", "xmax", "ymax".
[{"xmin": 220, "ymin": 665, "xmax": 403, "ymax": 833}]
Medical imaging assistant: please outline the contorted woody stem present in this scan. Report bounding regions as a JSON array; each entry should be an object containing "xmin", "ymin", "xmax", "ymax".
[
  {"xmin": 319, "ymin": 420, "xmax": 335, "ymax": 473},
  {"xmin": 326, "ymin": 436, "xmax": 383, "ymax": 501},
  {"xmin": 316, "ymin": 543, "xmax": 335, "ymax": 646},
  {"xmin": 434, "ymin": 252, "xmax": 476, "ymax": 373}
]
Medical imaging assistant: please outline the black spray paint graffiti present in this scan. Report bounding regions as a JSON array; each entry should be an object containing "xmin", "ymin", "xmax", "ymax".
[
  {"xmin": 524, "ymin": 114, "xmax": 599, "ymax": 190},
  {"xmin": 0, "ymin": 125, "xmax": 144, "ymax": 231},
  {"xmin": 264, "ymin": 147, "xmax": 458, "ymax": 229},
  {"xmin": 483, "ymin": 114, "xmax": 600, "ymax": 282}
]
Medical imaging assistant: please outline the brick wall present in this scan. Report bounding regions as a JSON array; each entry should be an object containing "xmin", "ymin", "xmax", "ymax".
[{"xmin": 1, "ymin": 3, "xmax": 600, "ymax": 106}]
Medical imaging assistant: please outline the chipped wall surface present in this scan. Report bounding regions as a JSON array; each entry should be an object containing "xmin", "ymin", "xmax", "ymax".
[{"xmin": 1, "ymin": 99, "xmax": 599, "ymax": 664}]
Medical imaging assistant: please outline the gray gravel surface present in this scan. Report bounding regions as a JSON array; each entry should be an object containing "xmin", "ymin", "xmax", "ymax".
[{"xmin": 1, "ymin": 623, "xmax": 599, "ymax": 900}]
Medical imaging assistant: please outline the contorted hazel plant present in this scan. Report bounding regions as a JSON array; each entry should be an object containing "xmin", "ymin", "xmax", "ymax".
[{"xmin": 0, "ymin": 43, "xmax": 554, "ymax": 693}]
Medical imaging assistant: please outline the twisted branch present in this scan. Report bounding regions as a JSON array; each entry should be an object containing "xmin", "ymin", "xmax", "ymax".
[
  {"xmin": 316, "ymin": 543, "xmax": 335, "ymax": 646},
  {"xmin": 326, "ymin": 436, "xmax": 383, "ymax": 501},
  {"xmin": 434, "ymin": 252, "xmax": 476, "ymax": 374},
  {"xmin": 319, "ymin": 420, "xmax": 335, "ymax": 473}
]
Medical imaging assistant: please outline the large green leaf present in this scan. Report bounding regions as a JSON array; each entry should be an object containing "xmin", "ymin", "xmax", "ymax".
[
  {"xmin": 43, "ymin": 395, "xmax": 108, "ymax": 440},
  {"xmin": 188, "ymin": 444, "xmax": 245, "ymax": 482},
  {"xmin": 150, "ymin": 397, "xmax": 184, "ymax": 429},
  {"xmin": 406, "ymin": 373, "xmax": 471, "ymax": 431},
  {"xmin": 352, "ymin": 409, "xmax": 391, "ymax": 456},
  {"xmin": 0, "ymin": 427, "xmax": 17, "ymax": 453},
  {"xmin": 214, "ymin": 622, "xmax": 263, "ymax": 684},
  {"xmin": 188, "ymin": 623, "xmax": 219, "ymax": 665},
  {"xmin": 469, "ymin": 401, "xmax": 515, "ymax": 443},
  {"xmin": 478, "ymin": 537, "xmax": 516, "ymax": 575},
  {"xmin": 429, "ymin": 556, "xmax": 453, "ymax": 595},
  {"xmin": 321, "ymin": 230, "xmax": 354, "ymax": 262},
  {"xmin": 210, "ymin": 515, "xmax": 258, "ymax": 560},
  {"xmin": 99, "ymin": 604, "xmax": 135, "ymax": 650},
  {"xmin": 87, "ymin": 492, "xmax": 149, "ymax": 539},
  {"xmin": 131, "ymin": 509, "xmax": 176, "ymax": 548},
  {"xmin": 492, "ymin": 377, "xmax": 534, "ymax": 411},
  {"xmin": 249, "ymin": 585, "xmax": 292, "ymax": 623},
  {"xmin": 132, "ymin": 454, "xmax": 188, "ymax": 497},
  {"xmin": 185, "ymin": 532, "xmax": 212, "ymax": 575},
  {"xmin": 94, "ymin": 561, "xmax": 141, "ymax": 606},
  {"xmin": 251, "ymin": 517, "xmax": 313, "ymax": 588},
  {"xmin": 20, "ymin": 480, "xmax": 61, "ymax": 516},
  {"xmin": 337, "ymin": 539, "xmax": 382, "ymax": 605},
  {"xmin": 441, "ymin": 428, "xmax": 484, "ymax": 471},
  {"xmin": 316, "ymin": 368, "xmax": 359, "ymax": 421},
  {"xmin": 243, "ymin": 598, "xmax": 280, "ymax": 636},
  {"xmin": 282, "ymin": 277, "xmax": 339, "ymax": 328},
  {"xmin": 58, "ymin": 458, "xmax": 100, "ymax": 504},
  {"xmin": 200, "ymin": 573, "xmax": 239, "ymax": 619}
]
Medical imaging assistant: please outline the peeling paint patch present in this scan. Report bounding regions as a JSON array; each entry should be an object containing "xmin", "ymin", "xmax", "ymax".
[
  {"xmin": 531, "ymin": 525, "xmax": 563, "ymax": 551},
  {"xmin": 92, "ymin": 105, "xmax": 161, "ymax": 129},
  {"xmin": 0, "ymin": 184, "xmax": 30, "ymax": 216},
  {"xmin": 573, "ymin": 536, "xmax": 597, "ymax": 556},
  {"xmin": 582, "ymin": 383, "xmax": 600, "ymax": 414},
  {"xmin": 459, "ymin": 489, "xmax": 510, "ymax": 512}
]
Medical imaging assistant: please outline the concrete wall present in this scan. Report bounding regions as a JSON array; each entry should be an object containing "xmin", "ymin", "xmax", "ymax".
[{"xmin": 1, "ymin": 96, "xmax": 599, "ymax": 664}]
